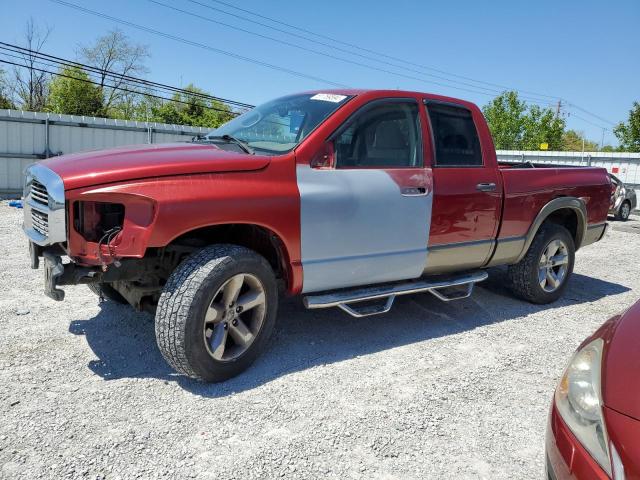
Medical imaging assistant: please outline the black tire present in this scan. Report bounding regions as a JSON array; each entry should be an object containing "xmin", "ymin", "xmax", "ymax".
[
  {"xmin": 615, "ymin": 201, "xmax": 631, "ymax": 221},
  {"xmin": 507, "ymin": 223, "xmax": 575, "ymax": 304},
  {"xmin": 155, "ymin": 244, "xmax": 278, "ymax": 382},
  {"xmin": 87, "ymin": 283, "xmax": 128, "ymax": 304}
]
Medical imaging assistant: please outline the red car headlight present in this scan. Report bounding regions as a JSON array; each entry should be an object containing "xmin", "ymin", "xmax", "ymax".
[{"xmin": 555, "ymin": 338, "xmax": 614, "ymax": 477}]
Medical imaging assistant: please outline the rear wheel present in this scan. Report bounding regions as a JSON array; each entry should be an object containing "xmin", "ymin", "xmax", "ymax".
[
  {"xmin": 615, "ymin": 201, "xmax": 631, "ymax": 221},
  {"xmin": 87, "ymin": 283, "xmax": 127, "ymax": 304},
  {"xmin": 507, "ymin": 223, "xmax": 575, "ymax": 304},
  {"xmin": 154, "ymin": 244, "xmax": 278, "ymax": 382}
]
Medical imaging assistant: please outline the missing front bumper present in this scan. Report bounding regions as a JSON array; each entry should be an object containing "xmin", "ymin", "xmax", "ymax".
[{"xmin": 43, "ymin": 252, "xmax": 66, "ymax": 301}]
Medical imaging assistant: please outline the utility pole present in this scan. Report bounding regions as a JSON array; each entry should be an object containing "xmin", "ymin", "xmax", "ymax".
[
  {"xmin": 556, "ymin": 100, "xmax": 562, "ymax": 118},
  {"xmin": 600, "ymin": 128, "xmax": 605, "ymax": 151}
]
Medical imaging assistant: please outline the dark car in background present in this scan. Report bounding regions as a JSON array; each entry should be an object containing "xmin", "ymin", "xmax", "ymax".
[
  {"xmin": 546, "ymin": 300, "xmax": 640, "ymax": 479},
  {"xmin": 609, "ymin": 174, "xmax": 637, "ymax": 221}
]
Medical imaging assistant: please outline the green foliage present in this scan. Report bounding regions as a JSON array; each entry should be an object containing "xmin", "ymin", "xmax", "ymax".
[
  {"xmin": 483, "ymin": 91, "xmax": 565, "ymax": 150},
  {"xmin": 146, "ymin": 84, "xmax": 233, "ymax": 127},
  {"xmin": 614, "ymin": 102, "xmax": 640, "ymax": 152},
  {"xmin": 0, "ymin": 69, "xmax": 15, "ymax": 109},
  {"xmin": 562, "ymin": 130, "xmax": 599, "ymax": 151},
  {"xmin": 482, "ymin": 91, "xmax": 526, "ymax": 150},
  {"xmin": 521, "ymin": 105, "xmax": 565, "ymax": 150},
  {"xmin": 46, "ymin": 66, "xmax": 104, "ymax": 116},
  {"xmin": 0, "ymin": 95, "xmax": 12, "ymax": 109}
]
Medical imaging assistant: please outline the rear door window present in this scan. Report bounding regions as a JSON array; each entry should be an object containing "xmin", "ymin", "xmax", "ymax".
[{"xmin": 426, "ymin": 103, "xmax": 483, "ymax": 167}]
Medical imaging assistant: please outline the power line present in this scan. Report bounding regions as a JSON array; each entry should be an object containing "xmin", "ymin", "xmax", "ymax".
[
  {"xmin": 565, "ymin": 103, "xmax": 616, "ymax": 127},
  {"xmin": 34, "ymin": 0, "xmax": 622, "ymax": 131},
  {"xmin": 152, "ymin": 0, "xmax": 561, "ymax": 105},
  {"xmin": 149, "ymin": 0, "xmax": 550, "ymax": 103},
  {"xmin": 197, "ymin": 0, "xmax": 558, "ymax": 103},
  {"xmin": 48, "ymin": 0, "xmax": 559, "ymax": 109},
  {"xmin": 48, "ymin": 0, "xmax": 349, "ymax": 89},
  {"xmin": 0, "ymin": 57, "xmax": 240, "ymax": 116},
  {"xmin": 201, "ymin": 0, "xmax": 616, "ymax": 126},
  {"xmin": 567, "ymin": 111, "xmax": 611, "ymax": 131},
  {"xmin": 0, "ymin": 42, "xmax": 254, "ymax": 109}
]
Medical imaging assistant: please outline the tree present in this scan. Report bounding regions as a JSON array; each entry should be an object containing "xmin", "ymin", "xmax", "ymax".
[
  {"xmin": 0, "ymin": 69, "xmax": 15, "ymax": 109},
  {"xmin": 482, "ymin": 91, "xmax": 527, "ymax": 149},
  {"xmin": 522, "ymin": 105, "xmax": 565, "ymax": 150},
  {"xmin": 614, "ymin": 102, "xmax": 640, "ymax": 152},
  {"xmin": 562, "ymin": 130, "xmax": 599, "ymax": 151},
  {"xmin": 46, "ymin": 66, "xmax": 104, "ymax": 116},
  {"xmin": 79, "ymin": 29, "xmax": 150, "ymax": 114},
  {"xmin": 148, "ymin": 84, "xmax": 233, "ymax": 127},
  {"xmin": 483, "ymin": 91, "xmax": 566, "ymax": 150},
  {"xmin": 12, "ymin": 18, "xmax": 51, "ymax": 111}
]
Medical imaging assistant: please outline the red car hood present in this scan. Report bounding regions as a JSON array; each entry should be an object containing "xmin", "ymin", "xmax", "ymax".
[
  {"xmin": 42, "ymin": 143, "xmax": 271, "ymax": 190},
  {"xmin": 602, "ymin": 300, "xmax": 640, "ymax": 421}
]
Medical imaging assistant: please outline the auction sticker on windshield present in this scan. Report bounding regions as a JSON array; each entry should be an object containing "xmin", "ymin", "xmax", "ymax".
[{"xmin": 310, "ymin": 93, "xmax": 347, "ymax": 103}]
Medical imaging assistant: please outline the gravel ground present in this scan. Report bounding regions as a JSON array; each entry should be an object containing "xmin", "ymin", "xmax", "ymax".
[{"xmin": 1, "ymin": 202, "xmax": 639, "ymax": 480}]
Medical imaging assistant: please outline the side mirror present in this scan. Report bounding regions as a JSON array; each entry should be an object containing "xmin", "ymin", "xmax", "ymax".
[{"xmin": 310, "ymin": 142, "xmax": 334, "ymax": 169}]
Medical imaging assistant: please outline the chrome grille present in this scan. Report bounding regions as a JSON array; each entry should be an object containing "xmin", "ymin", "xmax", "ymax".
[
  {"xmin": 31, "ymin": 209, "xmax": 49, "ymax": 236},
  {"xmin": 30, "ymin": 180, "xmax": 49, "ymax": 206},
  {"xmin": 23, "ymin": 163, "xmax": 66, "ymax": 246}
]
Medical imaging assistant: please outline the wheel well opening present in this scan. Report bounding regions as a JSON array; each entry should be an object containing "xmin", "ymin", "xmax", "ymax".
[
  {"xmin": 545, "ymin": 208, "xmax": 578, "ymax": 244},
  {"xmin": 169, "ymin": 224, "xmax": 289, "ymax": 282}
]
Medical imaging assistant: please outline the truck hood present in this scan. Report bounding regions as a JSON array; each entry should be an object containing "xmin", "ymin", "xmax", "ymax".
[
  {"xmin": 42, "ymin": 143, "xmax": 271, "ymax": 190},
  {"xmin": 602, "ymin": 300, "xmax": 640, "ymax": 421}
]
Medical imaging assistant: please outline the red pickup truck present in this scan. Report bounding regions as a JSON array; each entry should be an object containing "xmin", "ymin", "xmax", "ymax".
[{"xmin": 23, "ymin": 89, "xmax": 611, "ymax": 382}]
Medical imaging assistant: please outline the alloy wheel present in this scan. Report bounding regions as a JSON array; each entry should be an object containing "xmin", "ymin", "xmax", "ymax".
[
  {"xmin": 622, "ymin": 202, "xmax": 631, "ymax": 220},
  {"xmin": 538, "ymin": 239, "xmax": 569, "ymax": 292},
  {"xmin": 203, "ymin": 273, "xmax": 267, "ymax": 361}
]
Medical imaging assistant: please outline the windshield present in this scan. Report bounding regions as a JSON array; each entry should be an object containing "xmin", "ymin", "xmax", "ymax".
[{"xmin": 207, "ymin": 93, "xmax": 352, "ymax": 155}]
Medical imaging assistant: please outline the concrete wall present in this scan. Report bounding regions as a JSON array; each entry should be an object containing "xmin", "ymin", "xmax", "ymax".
[{"xmin": 0, "ymin": 109, "xmax": 208, "ymax": 194}]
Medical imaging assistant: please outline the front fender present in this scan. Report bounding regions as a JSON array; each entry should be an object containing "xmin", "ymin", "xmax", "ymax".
[{"xmin": 65, "ymin": 158, "xmax": 302, "ymax": 292}]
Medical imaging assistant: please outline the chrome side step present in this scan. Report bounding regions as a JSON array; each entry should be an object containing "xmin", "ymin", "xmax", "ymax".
[{"xmin": 303, "ymin": 270, "xmax": 488, "ymax": 318}]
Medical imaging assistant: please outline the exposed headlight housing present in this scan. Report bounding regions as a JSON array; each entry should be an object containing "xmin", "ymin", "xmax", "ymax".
[
  {"xmin": 555, "ymin": 338, "xmax": 613, "ymax": 476},
  {"xmin": 73, "ymin": 201, "xmax": 125, "ymax": 242}
]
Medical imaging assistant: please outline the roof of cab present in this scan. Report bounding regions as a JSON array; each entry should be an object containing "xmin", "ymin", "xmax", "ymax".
[{"xmin": 298, "ymin": 88, "xmax": 478, "ymax": 110}]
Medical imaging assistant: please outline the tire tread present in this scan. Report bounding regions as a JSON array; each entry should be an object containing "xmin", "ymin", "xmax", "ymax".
[
  {"xmin": 155, "ymin": 244, "xmax": 269, "ymax": 381},
  {"xmin": 507, "ymin": 223, "xmax": 574, "ymax": 304}
]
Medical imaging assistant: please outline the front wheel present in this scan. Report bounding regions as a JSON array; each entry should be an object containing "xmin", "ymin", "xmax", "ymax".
[
  {"xmin": 155, "ymin": 245, "xmax": 278, "ymax": 382},
  {"xmin": 507, "ymin": 223, "xmax": 575, "ymax": 304}
]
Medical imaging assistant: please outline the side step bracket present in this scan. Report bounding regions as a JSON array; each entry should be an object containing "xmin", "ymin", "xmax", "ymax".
[{"xmin": 303, "ymin": 270, "xmax": 488, "ymax": 318}]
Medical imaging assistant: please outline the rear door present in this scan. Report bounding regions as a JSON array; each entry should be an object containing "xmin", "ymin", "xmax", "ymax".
[
  {"xmin": 423, "ymin": 101, "xmax": 502, "ymax": 273},
  {"xmin": 297, "ymin": 98, "xmax": 433, "ymax": 293}
]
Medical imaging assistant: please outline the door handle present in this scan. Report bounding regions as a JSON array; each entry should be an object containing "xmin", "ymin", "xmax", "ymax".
[
  {"xmin": 401, "ymin": 187, "xmax": 427, "ymax": 196},
  {"xmin": 476, "ymin": 182, "xmax": 497, "ymax": 192}
]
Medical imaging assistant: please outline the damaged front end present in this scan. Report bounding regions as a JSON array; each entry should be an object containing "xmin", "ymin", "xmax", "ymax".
[{"xmin": 23, "ymin": 163, "xmax": 186, "ymax": 311}]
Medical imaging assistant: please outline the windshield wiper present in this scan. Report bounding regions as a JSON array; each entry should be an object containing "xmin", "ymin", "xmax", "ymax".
[{"xmin": 200, "ymin": 134, "xmax": 254, "ymax": 155}]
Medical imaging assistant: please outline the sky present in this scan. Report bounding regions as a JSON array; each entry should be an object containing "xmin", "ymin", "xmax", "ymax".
[{"xmin": 1, "ymin": 0, "xmax": 638, "ymax": 146}]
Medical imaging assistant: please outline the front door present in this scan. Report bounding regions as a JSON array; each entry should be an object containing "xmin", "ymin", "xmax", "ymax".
[{"xmin": 297, "ymin": 99, "xmax": 433, "ymax": 293}]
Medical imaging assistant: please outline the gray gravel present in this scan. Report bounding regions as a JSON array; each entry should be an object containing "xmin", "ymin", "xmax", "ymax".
[{"xmin": 1, "ymin": 201, "xmax": 638, "ymax": 479}]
